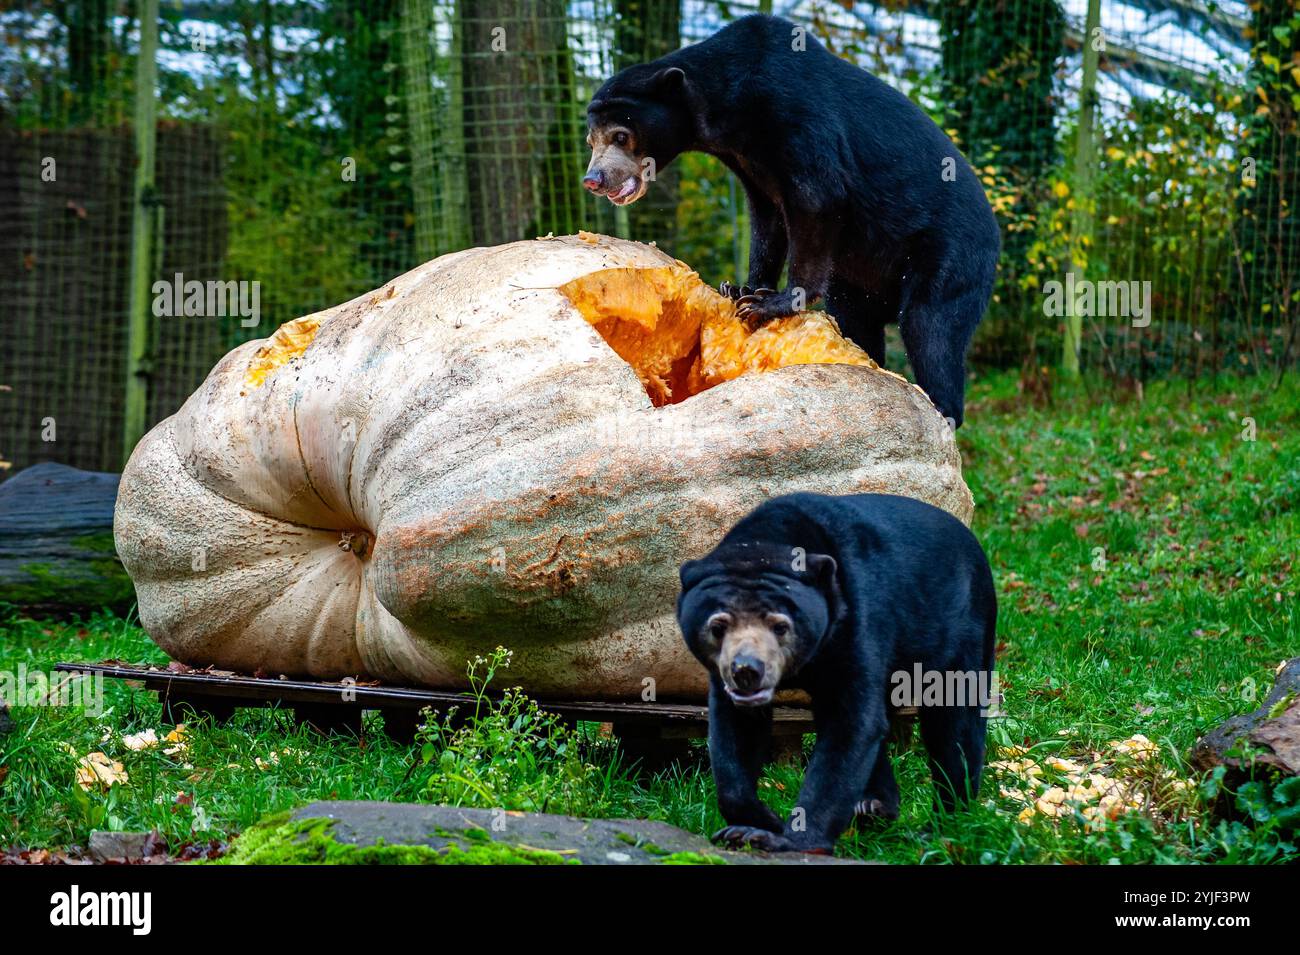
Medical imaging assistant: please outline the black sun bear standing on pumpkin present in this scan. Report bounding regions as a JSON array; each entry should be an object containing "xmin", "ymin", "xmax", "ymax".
[{"xmin": 584, "ymin": 14, "xmax": 1001, "ymax": 428}]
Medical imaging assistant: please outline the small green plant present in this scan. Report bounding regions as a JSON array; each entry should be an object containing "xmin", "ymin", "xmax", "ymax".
[
  {"xmin": 414, "ymin": 647, "xmax": 621, "ymax": 817},
  {"xmin": 1235, "ymin": 776, "xmax": 1300, "ymax": 834},
  {"xmin": 1190, "ymin": 769, "xmax": 1300, "ymax": 863}
]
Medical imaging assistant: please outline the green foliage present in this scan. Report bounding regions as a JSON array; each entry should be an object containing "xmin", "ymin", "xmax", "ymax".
[
  {"xmin": 937, "ymin": 0, "xmax": 1065, "ymax": 367},
  {"xmin": 2, "ymin": 372, "xmax": 1299, "ymax": 864},
  {"xmin": 672, "ymin": 153, "xmax": 746, "ymax": 285},
  {"xmin": 939, "ymin": 0, "xmax": 1065, "ymax": 178},
  {"xmin": 1235, "ymin": 776, "xmax": 1300, "ymax": 832},
  {"xmin": 413, "ymin": 647, "xmax": 627, "ymax": 817},
  {"xmin": 148, "ymin": 1, "xmax": 416, "ymax": 347}
]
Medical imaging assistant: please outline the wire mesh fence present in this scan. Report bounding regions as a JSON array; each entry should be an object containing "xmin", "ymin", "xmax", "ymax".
[{"xmin": 1, "ymin": 0, "xmax": 1296, "ymax": 475}]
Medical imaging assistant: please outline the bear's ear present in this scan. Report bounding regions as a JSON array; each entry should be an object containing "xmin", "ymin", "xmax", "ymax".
[
  {"xmin": 805, "ymin": 553, "xmax": 844, "ymax": 624},
  {"xmin": 679, "ymin": 556, "xmax": 713, "ymax": 592},
  {"xmin": 653, "ymin": 66, "xmax": 687, "ymax": 94}
]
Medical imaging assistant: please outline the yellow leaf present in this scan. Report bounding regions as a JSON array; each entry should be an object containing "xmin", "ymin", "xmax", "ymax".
[
  {"xmin": 76, "ymin": 752, "xmax": 128, "ymax": 791},
  {"xmin": 1052, "ymin": 181, "xmax": 1070, "ymax": 199}
]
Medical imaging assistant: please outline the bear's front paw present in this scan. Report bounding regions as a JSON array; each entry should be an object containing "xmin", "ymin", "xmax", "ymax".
[
  {"xmin": 712, "ymin": 825, "xmax": 800, "ymax": 853},
  {"xmin": 718, "ymin": 281, "xmax": 753, "ymax": 301},
  {"xmin": 734, "ymin": 287, "xmax": 793, "ymax": 326},
  {"xmin": 853, "ymin": 797, "xmax": 900, "ymax": 823}
]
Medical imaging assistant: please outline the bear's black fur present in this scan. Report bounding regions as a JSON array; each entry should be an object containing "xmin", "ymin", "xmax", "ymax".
[
  {"xmin": 586, "ymin": 14, "xmax": 1000, "ymax": 426},
  {"xmin": 677, "ymin": 492, "xmax": 997, "ymax": 853}
]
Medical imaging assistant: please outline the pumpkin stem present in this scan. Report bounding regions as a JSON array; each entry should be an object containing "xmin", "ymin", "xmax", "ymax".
[{"xmin": 338, "ymin": 530, "xmax": 371, "ymax": 558}]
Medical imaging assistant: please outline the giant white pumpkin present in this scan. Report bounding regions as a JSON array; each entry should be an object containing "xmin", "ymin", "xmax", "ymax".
[{"xmin": 114, "ymin": 235, "xmax": 972, "ymax": 700}]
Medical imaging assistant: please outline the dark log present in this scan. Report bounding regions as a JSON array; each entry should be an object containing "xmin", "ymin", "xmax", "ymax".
[
  {"xmin": 0, "ymin": 462, "xmax": 134, "ymax": 613},
  {"xmin": 1191, "ymin": 657, "xmax": 1300, "ymax": 779}
]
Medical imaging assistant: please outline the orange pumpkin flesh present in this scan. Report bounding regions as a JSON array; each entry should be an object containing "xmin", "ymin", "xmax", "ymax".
[{"xmin": 558, "ymin": 264, "xmax": 882, "ymax": 406}]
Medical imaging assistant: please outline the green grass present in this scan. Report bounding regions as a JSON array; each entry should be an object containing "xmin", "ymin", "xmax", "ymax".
[{"xmin": 1, "ymin": 370, "xmax": 1297, "ymax": 863}]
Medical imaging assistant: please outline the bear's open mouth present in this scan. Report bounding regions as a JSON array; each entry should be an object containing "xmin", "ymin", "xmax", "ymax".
[
  {"xmin": 607, "ymin": 175, "xmax": 645, "ymax": 205},
  {"xmin": 559, "ymin": 263, "xmax": 881, "ymax": 406}
]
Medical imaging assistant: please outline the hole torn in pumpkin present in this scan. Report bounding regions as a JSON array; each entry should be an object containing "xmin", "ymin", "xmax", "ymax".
[
  {"xmin": 559, "ymin": 264, "xmax": 881, "ymax": 406},
  {"xmin": 244, "ymin": 314, "xmax": 323, "ymax": 388}
]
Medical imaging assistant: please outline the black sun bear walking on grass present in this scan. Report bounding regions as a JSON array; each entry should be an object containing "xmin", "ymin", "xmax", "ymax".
[{"xmin": 677, "ymin": 493, "xmax": 998, "ymax": 853}]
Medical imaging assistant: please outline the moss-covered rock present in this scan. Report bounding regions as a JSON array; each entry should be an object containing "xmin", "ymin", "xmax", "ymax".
[
  {"xmin": 213, "ymin": 813, "xmax": 576, "ymax": 865},
  {"xmin": 212, "ymin": 801, "xmax": 865, "ymax": 866}
]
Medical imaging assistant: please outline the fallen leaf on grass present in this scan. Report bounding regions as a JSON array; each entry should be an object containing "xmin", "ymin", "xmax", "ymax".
[
  {"xmin": 1110, "ymin": 733, "xmax": 1158, "ymax": 759},
  {"xmin": 76, "ymin": 752, "xmax": 128, "ymax": 791},
  {"xmin": 123, "ymin": 729, "xmax": 159, "ymax": 751},
  {"xmin": 163, "ymin": 724, "xmax": 188, "ymax": 756}
]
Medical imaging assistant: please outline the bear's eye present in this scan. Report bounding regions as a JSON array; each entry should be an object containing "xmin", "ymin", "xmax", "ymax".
[
  {"xmin": 708, "ymin": 619, "xmax": 727, "ymax": 640},
  {"xmin": 613, "ymin": 131, "xmax": 630, "ymax": 148},
  {"xmin": 771, "ymin": 621, "xmax": 790, "ymax": 638}
]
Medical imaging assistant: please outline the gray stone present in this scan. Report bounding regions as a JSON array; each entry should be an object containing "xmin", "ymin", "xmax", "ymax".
[
  {"xmin": 88, "ymin": 830, "xmax": 157, "ymax": 863},
  {"xmin": 290, "ymin": 800, "xmax": 873, "ymax": 865}
]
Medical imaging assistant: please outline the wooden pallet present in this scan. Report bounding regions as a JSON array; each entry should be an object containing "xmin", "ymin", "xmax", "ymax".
[{"xmin": 53, "ymin": 661, "xmax": 821, "ymax": 768}]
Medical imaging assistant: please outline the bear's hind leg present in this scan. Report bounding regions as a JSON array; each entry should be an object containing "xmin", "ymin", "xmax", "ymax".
[
  {"xmin": 919, "ymin": 704, "xmax": 987, "ymax": 813},
  {"xmin": 854, "ymin": 743, "xmax": 900, "ymax": 822},
  {"xmin": 897, "ymin": 278, "xmax": 990, "ymax": 428}
]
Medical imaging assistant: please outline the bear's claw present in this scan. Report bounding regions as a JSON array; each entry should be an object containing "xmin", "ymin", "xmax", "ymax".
[
  {"xmin": 734, "ymin": 287, "xmax": 788, "ymax": 325},
  {"xmin": 718, "ymin": 281, "xmax": 753, "ymax": 301},
  {"xmin": 711, "ymin": 825, "xmax": 800, "ymax": 852},
  {"xmin": 853, "ymin": 797, "xmax": 900, "ymax": 821}
]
